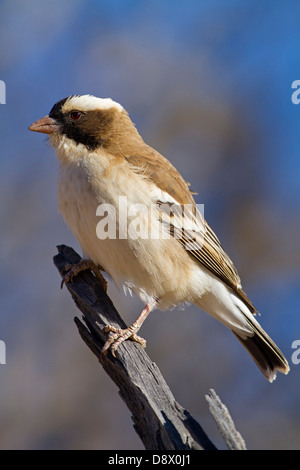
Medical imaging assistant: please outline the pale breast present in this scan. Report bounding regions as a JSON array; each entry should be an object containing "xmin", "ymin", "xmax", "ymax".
[{"xmin": 57, "ymin": 151, "xmax": 197, "ymax": 308}]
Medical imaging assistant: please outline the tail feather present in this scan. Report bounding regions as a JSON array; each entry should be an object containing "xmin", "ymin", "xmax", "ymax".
[
  {"xmin": 193, "ymin": 277, "xmax": 289, "ymax": 382},
  {"xmin": 232, "ymin": 316, "xmax": 290, "ymax": 382}
]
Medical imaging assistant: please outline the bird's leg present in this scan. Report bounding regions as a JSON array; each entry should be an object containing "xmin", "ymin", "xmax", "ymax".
[
  {"xmin": 61, "ymin": 259, "xmax": 107, "ymax": 291},
  {"xmin": 102, "ymin": 299, "xmax": 158, "ymax": 357}
]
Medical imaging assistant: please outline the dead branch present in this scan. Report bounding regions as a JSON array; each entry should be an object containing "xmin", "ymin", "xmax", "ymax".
[{"xmin": 53, "ymin": 244, "xmax": 246, "ymax": 450}]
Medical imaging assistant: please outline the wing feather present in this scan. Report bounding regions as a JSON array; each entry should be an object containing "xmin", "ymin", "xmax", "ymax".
[
  {"xmin": 125, "ymin": 152, "xmax": 256, "ymax": 313},
  {"xmin": 158, "ymin": 201, "xmax": 256, "ymax": 313}
]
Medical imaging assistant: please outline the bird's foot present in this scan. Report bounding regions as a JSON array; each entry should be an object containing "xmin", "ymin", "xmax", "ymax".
[
  {"xmin": 102, "ymin": 325, "xmax": 146, "ymax": 357},
  {"xmin": 101, "ymin": 300, "xmax": 157, "ymax": 357},
  {"xmin": 61, "ymin": 259, "xmax": 107, "ymax": 291}
]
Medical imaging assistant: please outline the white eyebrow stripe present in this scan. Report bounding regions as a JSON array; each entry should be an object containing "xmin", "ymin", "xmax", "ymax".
[{"xmin": 62, "ymin": 95, "xmax": 124, "ymax": 113}]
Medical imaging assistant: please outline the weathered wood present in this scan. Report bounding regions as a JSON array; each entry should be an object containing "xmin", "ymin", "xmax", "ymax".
[
  {"xmin": 205, "ymin": 389, "xmax": 246, "ymax": 450},
  {"xmin": 53, "ymin": 245, "xmax": 245, "ymax": 450}
]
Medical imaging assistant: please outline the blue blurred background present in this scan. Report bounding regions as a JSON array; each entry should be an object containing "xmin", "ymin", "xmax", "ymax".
[{"xmin": 0, "ymin": 0, "xmax": 299, "ymax": 449}]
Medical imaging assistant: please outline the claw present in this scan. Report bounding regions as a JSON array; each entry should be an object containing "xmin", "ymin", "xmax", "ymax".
[
  {"xmin": 101, "ymin": 300, "xmax": 157, "ymax": 357},
  {"xmin": 102, "ymin": 325, "xmax": 147, "ymax": 357},
  {"xmin": 60, "ymin": 263, "xmax": 73, "ymax": 289},
  {"xmin": 60, "ymin": 259, "xmax": 107, "ymax": 291}
]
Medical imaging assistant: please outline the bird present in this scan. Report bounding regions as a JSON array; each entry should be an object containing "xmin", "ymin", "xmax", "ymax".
[{"xmin": 29, "ymin": 94, "xmax": 289, "ymax": 382}]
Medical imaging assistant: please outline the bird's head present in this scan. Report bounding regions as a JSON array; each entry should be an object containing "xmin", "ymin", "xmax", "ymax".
[{"xmin": 29, "ymin": 95, "xmax": 141, "ymax": 161}]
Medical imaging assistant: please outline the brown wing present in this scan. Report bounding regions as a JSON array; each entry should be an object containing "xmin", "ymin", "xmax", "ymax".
[
  {"xmin": 125, "ymin": 151, "xmax": 256, "ymax": 314},
  {"xmin": 125, "ymin": 153, "xmax": 195, "ymax": 205},
  {"xmin": 160, "ymin": 203, "xmax": 256, "ymax": 313}
]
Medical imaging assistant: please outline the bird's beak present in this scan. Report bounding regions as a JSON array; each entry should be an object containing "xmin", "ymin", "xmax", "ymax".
[{"xmin": 29, "ymin": 115, "xmax": 60, "ymax": 134}]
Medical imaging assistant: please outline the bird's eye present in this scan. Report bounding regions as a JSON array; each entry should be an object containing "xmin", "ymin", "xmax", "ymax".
[{"xmin": 70, "ymin": 111, "xmax": 81, "ymax": 121}]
